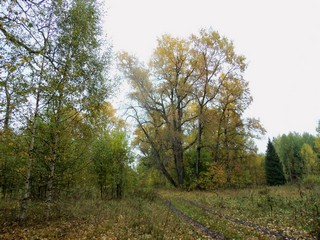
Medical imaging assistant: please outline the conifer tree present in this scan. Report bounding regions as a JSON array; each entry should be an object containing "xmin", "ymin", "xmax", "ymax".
[{"xmin": 265, "ymin": 139, "xmax": 286, "ymax": 185}]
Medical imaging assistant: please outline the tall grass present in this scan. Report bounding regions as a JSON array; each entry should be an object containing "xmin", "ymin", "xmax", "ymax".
[
  {"xmin": 0, "ymin": 195, "xmax": 202, "ymax": 239},
  {"xmin": 160, "ymin": 184, "xmax": 320, "ymax": 239}
]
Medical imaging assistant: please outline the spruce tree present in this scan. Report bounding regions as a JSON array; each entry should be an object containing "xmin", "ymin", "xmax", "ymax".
[{"xmin": 265, "ymin": 139, "xmax": 286, "ymax": 185}]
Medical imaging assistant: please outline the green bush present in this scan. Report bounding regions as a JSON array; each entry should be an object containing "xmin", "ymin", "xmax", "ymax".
[{"xmin": 302, "ymin": 175, "xmax": 320, "ymax": 189}]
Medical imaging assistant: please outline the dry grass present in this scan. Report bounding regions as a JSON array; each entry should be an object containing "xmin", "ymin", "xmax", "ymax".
[
  {"xmin": 159, "ymin": 184, "xmax": 320, "ymax": 239},
  {"xmin": 1, "ymin": 185, "xmax": 319, "ymax": 239},
  {"xmin": 0, "ymin": 196, "xmax": 203, "ymax": 239}
]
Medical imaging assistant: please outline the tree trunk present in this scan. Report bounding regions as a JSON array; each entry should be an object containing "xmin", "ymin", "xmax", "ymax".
[
  {"xmin": 19, "ymin": 86, "xmax": 40, "ymax": 224},
  {"xmin": 172, "ymin": 128, "xmax": 184, "ymax": 186},
  {"xmin": 157, "ymin": 152, "xmax": 178, "ymax": 187},
  {"xmin": 116, "ymin": 182, "xmax": 122, "ymax": 199},
  {"xmin": 174, "ymin": 101, "xmax": 184, "ymax": 186},
  {"xmin": 1, "ymin": 77, "xmax": 12, "ymax": 199},
  {"xmin": 46, "ymin": 128, "xmax": 58, "ymax": 220},
  {"xmin": 137, "ymin": 118, "xmax": 178, "ymax": 187},
  {"xmin": 46, "ymin": 163, "xmax": 55, "ymax": 220},
  {"xmin": 4, "ymin": 77, "xmax": 12, "ymax": 131},
  {"xmin": 18, "ymin": 6, "xmax": 53, "ymax": 223},
  {"xmin": 195, "ymin": 145, "xmax": 200, "ymax": 178},
  {"xmin": 19, "ymin": 46, "xmax": 48, "ymax": 223},
  {"xmin": 195, "ymin": 113, "xmax": 203, "ymax": 179},
  {"xmin": 1, "ymin": 160, "xmax": 8, "ymax": 199},
  {"xmin": 174, "ymin": 142, "xmax": 184, "ymax": 186}
]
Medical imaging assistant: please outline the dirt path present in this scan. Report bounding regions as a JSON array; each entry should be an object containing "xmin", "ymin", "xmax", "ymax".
[
  {"xmin": 180, "ymin": 198, "xmax": 296, "ymax": 240},
  {"xmin": 162, "ymin": 199, "xmax": 226, "ymax": 239}
]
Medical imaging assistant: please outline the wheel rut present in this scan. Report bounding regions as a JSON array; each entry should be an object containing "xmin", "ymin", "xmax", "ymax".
[
  {"xmin": 162, "ymin": 197, "xmax": 297, "ymax": 240},
  {"xmin": 182, "ymin": 199, "xmax": 296, "ymax": 240},
  {"xmin": 162, "ymin": 199, "xmax": 226, "ymax": 239}
]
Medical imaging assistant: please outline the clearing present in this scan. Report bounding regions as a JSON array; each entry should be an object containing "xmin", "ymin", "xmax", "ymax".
[{"xmin": 0, "ymin": 185, "xmax": 319, "ymax": 239}]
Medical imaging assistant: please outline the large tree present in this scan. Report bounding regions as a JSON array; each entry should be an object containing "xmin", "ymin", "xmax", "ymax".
[
  {"xmin": 189, "ymin": 30, "xmax": 249, "ymax": 178},
  {"xmin": 265, "ymin": 139, "xmax": 286, "ymax": 186},
  {"xmin": 119, "ymin": 29, "xmax": 264, "ymax": 187}
]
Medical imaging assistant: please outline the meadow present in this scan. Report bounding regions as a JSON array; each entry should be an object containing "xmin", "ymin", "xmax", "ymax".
[{"xmin": 1, "ymin": 184, "xmax": 319, "ymax": 239}]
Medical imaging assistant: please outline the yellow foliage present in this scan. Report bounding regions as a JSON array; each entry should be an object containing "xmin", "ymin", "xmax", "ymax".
[
  {"xmin": 198, "ymin": 162, "xmax": 227, "ymax": 190},
  {"xmin": 315, "ymin": 138, "xmax": 320, "ymax": 153},
  {"xmin": 300, "ymin": 143, "xmax": 318, "ymax": 174}
]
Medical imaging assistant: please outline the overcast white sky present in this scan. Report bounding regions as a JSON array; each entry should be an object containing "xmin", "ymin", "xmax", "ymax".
[{"xmin": 103, "ymin": 0, "xmax": 320, "ymax": 152}]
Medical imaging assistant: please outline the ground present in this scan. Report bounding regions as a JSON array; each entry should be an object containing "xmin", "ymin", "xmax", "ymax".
[{"xmin": 0, "ymin": 185, "xmax": 319, "ymax": 239}]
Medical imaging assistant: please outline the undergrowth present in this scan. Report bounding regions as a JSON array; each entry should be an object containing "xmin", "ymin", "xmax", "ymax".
[
  {"xmin": 0, "ymin": 195, "xmax": 202, "ymax": 239},
  {"xmin": 1, "ymin": 185, "xmax": 319, "ymax": 239},
  {"xmin": 160, "ymin": 184, "xmax": 320, "ymax": 239}
]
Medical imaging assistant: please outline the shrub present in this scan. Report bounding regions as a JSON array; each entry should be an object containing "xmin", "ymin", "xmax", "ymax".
[{"xmin": 302, "ymin": 175, "xmax": 320, "ymax": 189}]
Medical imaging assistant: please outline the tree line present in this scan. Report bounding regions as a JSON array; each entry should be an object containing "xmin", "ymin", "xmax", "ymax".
[
  {"xmin": 1, "ymin": 0, "xmax": 319, "ymax": 226},
  {"xmin": 265, "ymin": 130, "xmax": 320, "ymax": 186},
  {"xmin": 0, "ymin": 0, "xmax": 133, "ymax": 224}
]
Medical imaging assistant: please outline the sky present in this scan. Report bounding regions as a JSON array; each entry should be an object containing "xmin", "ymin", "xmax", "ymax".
[{"xmin": 103, "ymin": 0, "xmax": 320, "ymax": 153}]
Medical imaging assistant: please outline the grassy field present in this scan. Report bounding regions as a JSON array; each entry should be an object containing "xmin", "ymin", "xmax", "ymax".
[
  {"xmin": 0, "ymin": 197, "xmax": 204, "ymax": 239},
  {"xmin": 160, "ymin": 184, "xmax": 320, "ymax": 239},
  {"xmin": 1, "ymin": 185, "xmax": 319, "ymax": 239}
]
